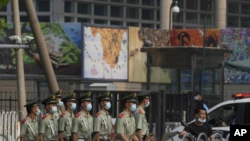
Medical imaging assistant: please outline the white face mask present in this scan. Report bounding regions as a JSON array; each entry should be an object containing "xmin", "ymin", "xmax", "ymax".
[
  {"xmin": 129, "ymin": 104, "xmax": 137, "ymax": 112},
  {"xmin": 145, "ymin": 101, "xmax": 150, "ymax": 107},
  {"xmin": 198, "ymin": 118, "xmax": 206, "ymax": 123}
]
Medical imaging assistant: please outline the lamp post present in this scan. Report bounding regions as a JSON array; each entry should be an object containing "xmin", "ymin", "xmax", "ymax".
[
  {"xmin": 169, "ymin": 1, "xmax": 180, "ymax": 30},
  {"xmin": 201, "ymin": 4, "xmax": 210, "ymax": 95}
]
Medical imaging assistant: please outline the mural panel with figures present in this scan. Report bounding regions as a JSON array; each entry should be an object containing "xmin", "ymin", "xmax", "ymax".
[
  {"xmin": 171, "ymin": 29, "xmax": 220, "ymax": 47},
  {"xmin": 82, "ymin": 26, "xmax": 128, "ymax": 80},
  {"xmin": 221, "ymin": 28, "xmax": 250, "ymax": 84},
  {"xmin": 0, "ymin": 23, "xmax": 82, "ymax": 75}
]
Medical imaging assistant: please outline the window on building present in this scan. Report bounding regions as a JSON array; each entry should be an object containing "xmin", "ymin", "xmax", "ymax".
[
  {"xmin": 172, "ymin": 25, "xmax": 184, "ymax": 29},
  {"xmin": 200, "ymin": 0, "xmax": 213, "ymax": 12},
  {"xmin": 241, "ymin": 4, "xmax": 250, "ymax": 15},
  {"xmin": 241, "ymin": 17, "xmax": 250, "ymax": 28},
  {"xmin": 157, "ymin": 24, "xmax": 160, "ymax": 29},
  {"xmin": 157, "ymin": 0, "xmax": 160, "ymax": 6},
  {"xmin": 227, "ymin": 2, "xmax": 239, "ymax": 14},
  {"xmin": 111, "ymin": 6, "xmax": 123, "ymax": 18},
  {"xmin": 126, "ymin": 22, "xmax": 139, "ymax": 27},
  {"xmin": 19, "ymin": 0, "xmax": 26, "ymax": 12},
  {"xmin": 65, "ymin": 1, "xmax": 73, "ymax": 13},
  {"xmin": 94, "ymin": 19, "xmax": 107, "ymax": 24},
  {"xmin": 95, "ymin": 0, "xmax": 108, "ymax": 1},
  {"xmin": 142, "ymin": 0, "xmax": 154, "ymax": 6},
  {"xmin": 227, "ymin": 16, "xmax": 238, "ymax": 27},
  {"xmin": 94, "ymin": 4, "xmax": 107, "ymax": 16},
  {"xmin": 186, "ymin": 12, "xmax": 197, "ymax": 24},
  {"xmin": 78, "ymin": 18, "xmax": 91, "ymax": 23},
  {"xmin": 0, "ymin": 5, "xmax": 7, "ymax": 12},
  {"xmin": 38, "ymin": 16, "xmax": 50, "ymax": 22},
  {"xmin": 157, "ymin": 10, "xmax": 160, "ymax": 21},
  {"xmin": 173, "ymin": 12, "xmax": 184, "ymax": 23},
  {"xmin": 20, "ymin": 16, "xmax": 29, "ymax": 22},
  {"xmin": 111, "ymin": 21, "xmax": 123, "ymax": 26},
  {"xmin": 142, "ymin": 9, "xmax": 154, "ymax": 20},
  {"xmin": 186, "ymin": 0, "xmax": 198, "ymax": 10},
  {"xmin": 127, "ymin": 0, "xmax": 139, "ymax": 5},
  {"xmin": 141, "ymin": 23, "xmax": 154, "ymax": 28},
  {"xmin": 177, "ymin": 0, "xmax": 184, "ymax": 9},
  {"xmin": 200, "ymin": 14, "xmax": 212, "ymax": 26},
  {"xmin": 111, "ymin": 0, "xmax": 123, "ymax": 3},
  {"xmin": 36, "ymin": 0, "xmax": 50, "ymax": 12},
  {"xmin": 78, "ymin": 3, "xmax": 91, "ymax": 15},
  {"xmin": 126, "ymin": 8, "xmax": 139, "ymax": 19},
  {"xmin": 65, "ymin": 16, "xmax": 73, "ymax": 22}
]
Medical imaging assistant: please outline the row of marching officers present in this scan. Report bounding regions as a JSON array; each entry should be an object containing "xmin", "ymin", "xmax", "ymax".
[{"xmin": 20, "ymin": 90, "xmax": 151, "ymax": 141}]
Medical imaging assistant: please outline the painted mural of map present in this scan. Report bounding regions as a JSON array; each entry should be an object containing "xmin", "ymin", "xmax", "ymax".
[{"xmin": 83, "ymin": 26, "xmax": 128, "ymax": 80}]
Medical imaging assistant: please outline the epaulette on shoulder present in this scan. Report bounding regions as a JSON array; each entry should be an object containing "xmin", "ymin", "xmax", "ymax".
[
  {"xmin": 119, "ymin": 112, "xmax": 124, "ymax": 118},
  {"xmin": 96, "ymin": 112, "xmax": 100, "ymax": 117},
  {"xmin": 60, "ymin": 112, "xmax": 66, "ymax": 117},
  {"xmin": 42, "ymin": 115, "xmax": 47, "ymax": 119},
  {"xmin": 138, "ymin": 109, "xmax": 143, "ymax": 114},
  {"xmin": 76, "ymin": 113, "xmax": 81, "ymax": 118},
  {"xmin": 22, "ymin": 118, "xmax": 27, "ymax": 123}
]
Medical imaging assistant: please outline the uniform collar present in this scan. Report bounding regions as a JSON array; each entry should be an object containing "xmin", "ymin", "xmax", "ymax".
[
  {"xmin": 100, "ymin": 110, "xmax": 109, "ymax": 115},
  {"xmin": 123, "ymin": 110, "xmax": 133, "ymax": 117},
  {"xmin": 46, "ymin": 113, "xmax": 53, "ymax": 119},
  {"xmin": 65, "ymin": 110, "xmax": 73, "ymax": 117},
  {"xmin": 138, "ymin": 106, "xmax": 145, "ymax": 114},
  {"xmin": 81, "ymin": 111, "xmax": 90, "ymax": 117},
  {"xmin": 26, "ymin": 116, "xmax": 36, "ymax": 122}
]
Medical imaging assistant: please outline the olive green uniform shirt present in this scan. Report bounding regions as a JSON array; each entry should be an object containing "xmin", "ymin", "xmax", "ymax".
[
  {"xmin": 133, "ymin": 106, "xmax": 148, "ymax": 135},
  {"xmin": 93, "ymin": 110, "xmax": 112, "ymax": 139},
  {"xmin": 20, "ymin": 116, "xmax": 38, "ymax": 141},
  {"xmin": 38, "ymin": 113, "xmax": 58, "ymax": 141},
  {"xmin": 115, "ymin": 110, "xmax": 136, "ymax": 140},
  {"xmin": 71, "ymin": 111, "xmax": 93, "ymax": 139},
  {"xmin": 58, "ymin": 110, "xmax": 74, "ymax": 138}
]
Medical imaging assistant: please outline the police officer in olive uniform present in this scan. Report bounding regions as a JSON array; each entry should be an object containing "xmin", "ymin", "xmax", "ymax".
[
  {"xmin": 20, "ymin": 99, "xmax": 41, "ymax": 141},
  {"xmin": 54, "ymin": 90, "xmax": 64, "ymax": 121},
  {"xmin": 58, "ymin": 93, "xmax": 77, "ymax": 141},
  {"xmin": 133, "ymin": 91, "xmax": 151, "ymax": 141},
  {"xmin": 115, "ymin": 93, "xmax": 139, "ymax": 141},
  {"xmin": 38, "ymin": 95, "xmax": 59, "ymax": 141},
  {"xmin": 71, "ymin": 92, "xmax": 93, "ymax": 141},
  {"xmin": 93, "ymin": 91, "xmax": 113, "ymax": 141}
]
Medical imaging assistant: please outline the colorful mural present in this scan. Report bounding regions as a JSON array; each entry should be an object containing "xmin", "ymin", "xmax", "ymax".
[
  {"xmin": 171, "ymin": 29, "xmax": 220, "ymax": 47},
  {"xmin": 0, "ymin": 23, "xmax": 82, "ymax": 75},
  {"xmin": 221, "ymin": 28, "xmax": 250, "ymax": 84},
  {"xmin": 82, "ymin": 26, "xmax": 128, "ymax": 80}
]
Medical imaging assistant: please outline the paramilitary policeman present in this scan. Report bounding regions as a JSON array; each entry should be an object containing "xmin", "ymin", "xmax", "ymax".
[
  {"xmin": 71, "ymin": 92, "xmax": 93, "ymax": 141},
  {"xmin": 58, "ymin": 93, "xmax": 77, "ymax": 141},
  {"xmin": 93, "ymin": 91, "xmax": 113, "ymax": 141},
  {"xmin": 38, "ymin": 95, "xmax": 59, "ymax": 141},
  {"xmin": 20, "ymin": 99, "xmax": 41, "ymax": 141},
  {"xmin": 54, "ymin": 90, "xmax": 64, "ymax": 121},
  {"xmin": 115, "ymin": 93, "xmax": 139, "ymax": 141},
  {"xmin": 133, "ymin": 91, "xmax": 151, "ymax": 141}
]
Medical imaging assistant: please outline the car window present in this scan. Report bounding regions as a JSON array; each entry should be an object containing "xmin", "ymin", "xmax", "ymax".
[
  {"xmin": 243, "ymin": 103, "xmax": 250, "ymax": 124},
  {"xmin": 207, "ymin": 104, "xmax": 239, "ymax": 127}
]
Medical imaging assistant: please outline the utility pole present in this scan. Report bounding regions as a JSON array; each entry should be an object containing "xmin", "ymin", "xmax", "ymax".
[
  {"xmin": 24, "ymin": 0, "xmax": 59, "ymax": 94},
  {"xmin": 11, "ymin": 0, "xmax": 27, "ymax": 119}
]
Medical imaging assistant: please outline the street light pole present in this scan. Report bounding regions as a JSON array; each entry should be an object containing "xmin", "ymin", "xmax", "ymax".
[
  {"xmin": 169, "ymin": 1, "xmax": 180, "ymax": 30},
  {"xmin": 201, "ymin": 4, "xmax": 209, "ymax": 95}
]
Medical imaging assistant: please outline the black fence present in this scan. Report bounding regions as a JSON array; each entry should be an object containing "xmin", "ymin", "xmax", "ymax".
[{"xmin": 0, "ymin": 90, "xmax": 195, "ymax": 140}]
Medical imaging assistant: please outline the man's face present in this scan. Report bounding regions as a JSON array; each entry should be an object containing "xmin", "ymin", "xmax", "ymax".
[
  {"xmin": 144, "ymin": 98, "xmax": 150, "ymax": 105},
  {"xmin": 196, "ymin": 109, "xmax": 206, "ymax": 120},
  {"xmin": 56, "ymin": 98, "xmax": 62, "ymax": 103},
  {"xmin": 81, "ymin": 101, "xmax": 91, "ymax": 108},
  {"xmin": 46, "ymin": 103, "xmax": 57, "ymax": 110},
  {"xmin": 31, "ymin": 106, "xmax": 39, "ymax": 114},
  {"xmin": 66, "ymin": 101, "xmax": 74, "ymax": 107}
]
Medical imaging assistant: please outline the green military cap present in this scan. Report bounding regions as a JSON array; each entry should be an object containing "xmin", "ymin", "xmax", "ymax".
[
  {"xmin": 42, "ymin": 94, "xmax": 57, "ymax": 105},
  {"xmin": 97, "ymin": 91, "xmax": 111, "ymax": 101},
  {"xmin": 54, "ymin": 89, "xmax": 63, "ymax": 98},
  {"xmin": 137, "ymin": 90, "xmax": 152, "ymax": 100},
  {"xmin": 24, "ymin": 98, "xmax": 39, "ymax": 108},
  {"xmin": 62, "ymin": 93, "xmax": 77, "ymax": 103},
  {"xmin": 79, "ymin": 92, "xmax": 92, "ymax": 101},
  {"xmin": 122, "ymin": 92, "xmax": 137, "ymax": 103}
]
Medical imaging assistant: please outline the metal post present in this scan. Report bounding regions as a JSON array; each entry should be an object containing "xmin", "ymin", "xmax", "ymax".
[
  {"xmin": 220, "ymin": 62, "xmax": 225, "ymax": 102},
  {"xmin": 201, "ymin": 5, "xmax": 209, "ymax": 95},
  {"xmin": 12, "ymin": 0, "xmax": 27, "ymax": 119},
  {"xmin": 169, "ymin": 3, "xmax": 172, "ymax": 30},
  {"xmin": 24, "ymin": 0, "xmax": 59, "ymax": 94}
]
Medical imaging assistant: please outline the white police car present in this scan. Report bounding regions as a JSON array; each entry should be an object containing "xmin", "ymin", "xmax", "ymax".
[{"xmin": 168, "ymin": 93, "xmax": 250, "ymax": 140}]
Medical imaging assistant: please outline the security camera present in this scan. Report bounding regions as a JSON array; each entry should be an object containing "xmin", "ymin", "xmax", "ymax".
[
  {"xmin": 23, "ymin": 36, "xmax": 34, "ymax": 43},
  {"xmin": 9, "ymin": 35, "xmax": 21, "ymax": 44}
]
